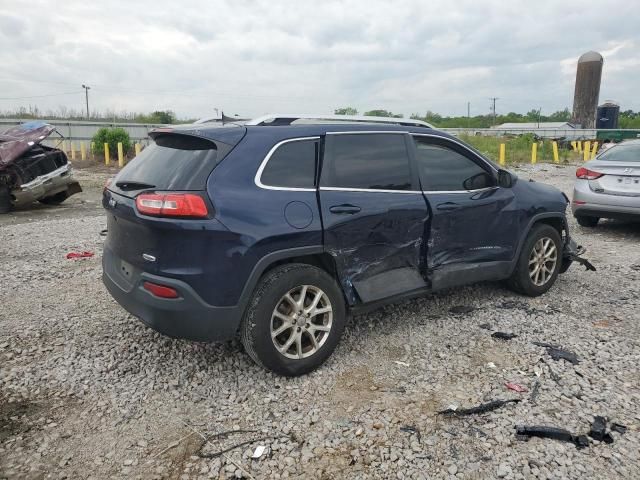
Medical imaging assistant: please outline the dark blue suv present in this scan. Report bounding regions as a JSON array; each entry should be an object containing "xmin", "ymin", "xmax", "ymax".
[{"xmin": 102, "ymin": 114, "xmax": 591, "ymax": 376}]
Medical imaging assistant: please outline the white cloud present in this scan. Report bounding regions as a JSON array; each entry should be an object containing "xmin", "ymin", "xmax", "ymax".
[{"xmin": 0, "ymin": 0, "xmax": 638, "ymax": 118}]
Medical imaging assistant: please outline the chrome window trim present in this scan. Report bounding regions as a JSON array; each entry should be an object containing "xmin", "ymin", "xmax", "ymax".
[
  {"xmin": 319, "ymin": 186, "xmax": 423, "ymax": 194},
  {"xmin": 422, "ymin": 186, "xmax": 499, "ymax": 194},
  {"xmin": 254, "ymin": 136, "xmax": 320, "ymax": 192},
  {"xmin": 411, "ymin": 133, "xmax": 499, "ymax": 173},
  {"xmin": 326, "ymin": 130, "xmax": 409, "ymax": 135}
]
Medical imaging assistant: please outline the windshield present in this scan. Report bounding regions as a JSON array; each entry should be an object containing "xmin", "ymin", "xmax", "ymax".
[{"xmin": 597, "ymin": 143, "xmax": 640, "ymax": 163}]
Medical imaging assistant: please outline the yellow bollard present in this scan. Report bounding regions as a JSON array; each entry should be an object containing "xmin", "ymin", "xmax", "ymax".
[
  {"xmin": 591, "ymin": 142, "xmax": 598, "ymax": 159},
  {"xmin": 531, "ymin": 143, "xmax": 537, "ymax": 164},
  {"xmin": 104, "ymin": 143, "xmax": 110, "ymax": 166},
  {"xmin": 583, "ymin": 141, "xmax": 591, "ymax": 161},
  {"xmin": 499, "ymin": 143, "xmax": 506, "ymax": 166},
  {"xmin": 552, "ymin": 141, "xmax": 559, "ymax": 163},
  {"xmin": 577, "ymin": 141, "xmax": 582, "ymax": 153},
  {"xmin": 80, "ymin": 142, "xmax": 86, "ymax": 161},
  {"xmin": 135, "ymin": 143, "xmax": 142, "ymax": 156},
  {"xmin": 70, "ymin": 142, "xmax": 76, "ymax": 160},
  {"xmin": 117, "ymin": 142, "xmax": 124, "ymax": 168}
]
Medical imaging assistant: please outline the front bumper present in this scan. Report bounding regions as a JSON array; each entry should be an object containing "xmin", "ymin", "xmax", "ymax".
[
  {"xmin": 102, "ymin": 246, "xmax": 242, "ymax": 342},
  {"xmin": 561, "ymin": 237, "xmax": 596, "ymax": 273}
]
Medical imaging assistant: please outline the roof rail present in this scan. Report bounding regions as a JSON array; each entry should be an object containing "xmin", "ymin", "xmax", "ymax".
[{"xmin": 245, "ymin": 113, "xmax": 434, "ymax": 128}]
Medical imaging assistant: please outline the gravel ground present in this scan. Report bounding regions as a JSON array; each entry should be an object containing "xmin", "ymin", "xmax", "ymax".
[{"xmin": 1, "ymin": 164, "xmax": 639, "ymax": 479}]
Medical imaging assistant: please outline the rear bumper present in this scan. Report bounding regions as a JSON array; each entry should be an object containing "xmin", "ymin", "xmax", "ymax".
[
  {"xmin": 102, "ymin": 247, "xmax": 242, "ymax": 342},
  {"xmin": 572, "ymin": 182, "xmax": 640, "ymax": 220}
]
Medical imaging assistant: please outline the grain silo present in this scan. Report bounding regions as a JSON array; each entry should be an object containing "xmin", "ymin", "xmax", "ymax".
[{"xmin": 571, "ymin": 51, "xmax": 603, "ymax": 128}]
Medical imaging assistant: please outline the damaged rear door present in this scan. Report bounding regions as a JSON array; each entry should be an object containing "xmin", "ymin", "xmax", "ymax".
[
  {"xmin": 319, "ymin": 132, "xmax": 429, "ymax": 304},
  {"xmin": 412, "ymin": 135, "xmax": 519, "ymax": 290}
]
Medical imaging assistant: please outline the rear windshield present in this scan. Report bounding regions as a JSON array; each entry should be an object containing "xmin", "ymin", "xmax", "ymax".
[
  {"xmin": 597, "ymin": 144, "xmax": 640, "ymax": 162},
  {"xmin": 113, "ymin": 134, "xmax": 219, "ymax": 191}
]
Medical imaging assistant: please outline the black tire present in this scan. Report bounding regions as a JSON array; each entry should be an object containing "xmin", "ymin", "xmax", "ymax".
[
  {"xmin": 507, "ymin": 224, "xmax": 562, "ymax": 297},
  {"xmin": 240, "ymin": 263, "xmax": 346, "ymax": 376},
  {"xmin": 38, "ymin": 191, "xmax": 68, "ymax": 205},
  {"xmin": 576, "ymin": 215, "xmax": 599, "ymax": 227},
  {"xmin": 0, "ymin": 185, "xmax": 12, "ymax": 214}
]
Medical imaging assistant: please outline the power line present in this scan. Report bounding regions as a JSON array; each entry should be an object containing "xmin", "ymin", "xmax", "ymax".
[{"xmin": 0, "ymin": 91, "xmax": 82, "ymax": 100}]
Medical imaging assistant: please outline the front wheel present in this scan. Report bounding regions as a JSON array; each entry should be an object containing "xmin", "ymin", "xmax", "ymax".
[
  {"xmin": 240, "ymin": 264, "xmax": 346, "ymax": 376},
  {"xmin": 507, "ymin": 224, "xmax": 562, "ymax": 297},
  {"xmin": 576, "ymin": 215, "xmax": 599, "ymax": 227}
]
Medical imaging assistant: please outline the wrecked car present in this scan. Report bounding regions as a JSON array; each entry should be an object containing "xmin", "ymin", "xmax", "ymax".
[
  {"xmin": 102, "ymin": 113, "xmax": 592, "ymax": 376},
  {"xmin": 0, "ymin": 121, "xmax": 82, "ymax": 213}
]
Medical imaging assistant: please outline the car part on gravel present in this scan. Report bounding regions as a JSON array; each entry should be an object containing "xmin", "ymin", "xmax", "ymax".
[
  {"xmin": 589, "ymin": 416, "xmax": 614, "ymax": 444},
  {"xmin": 534, "ymin": 342, "xmax": 580, "ymax": 364},
  {"xmin": 438, "ymin": 399, "xmax": 520, "ymax": 416},
  {"xmin": 516, "ymin": 425, "xmax": 590, "ymax": 449},
  {"xmin": 66, "ymin": 251, "xmax": 95, "ymax": 259},
  {"xmin": 399, "ymin": 425, "xmax": 421, "ymax": 443},
  {"xmin": 610, "ymin": 423, "xmax": 628, "ymax": 435},
  {"xmin": 491, "ymin": 332, "xmax": 518, "ymax": 340},
  {"xmin": 505, "ymin": 382, "xmax": 528, "ymax": 393}
]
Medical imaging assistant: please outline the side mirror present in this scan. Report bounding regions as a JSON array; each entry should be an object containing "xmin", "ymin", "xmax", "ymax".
[
  {"xmin": 497, "ymin": 169, "xmax": 514, "ymax": 188},
  {"xmin": 463, "ymin": 172, "xmax": 493, "ymax": 190}
]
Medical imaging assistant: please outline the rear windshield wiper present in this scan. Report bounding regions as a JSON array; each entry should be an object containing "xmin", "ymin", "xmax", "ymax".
[{"xmin": 115, "ymin": 181, "xmax": 156, "ymax": 191}]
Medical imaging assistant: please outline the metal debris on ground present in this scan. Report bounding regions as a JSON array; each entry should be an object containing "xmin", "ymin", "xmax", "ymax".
[
  {"xmin": 533, "ymin": 342, "xmax": 580, "ymax": 364},
  {"xmin": 438, "ymin": 399, "xmax": 520, "ymax": 416},
  {"xmin": 491, "ymin": 332, "xmax": 518, "ymax": 340},
  {"xmin": 505, "ymin": 382, "xmax": 528, "ymax": 393},
  {"xmin": 399, "ymin": 425, "xmax": 421, "ymax": 443},
  {"xmin": 515, "ymin": 425, "xmax": 590, "ymax": 449},
  {"xmin": 611, "ymin": 423, "xmax": 628, "ymax": 435}
]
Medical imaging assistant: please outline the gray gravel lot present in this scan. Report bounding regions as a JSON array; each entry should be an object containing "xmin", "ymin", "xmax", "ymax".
[{"xmin": 1, "ymin": 164, "xmax": 639, "ymax": 479}]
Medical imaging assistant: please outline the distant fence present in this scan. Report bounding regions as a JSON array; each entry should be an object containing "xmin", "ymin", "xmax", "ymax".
[
  {"xmin": 0, "ymin": 118, "xmax": 162, "ymax": 148},
  {"xmin": 441, "ymin": 127, "xmax": 601, "ymax": 140}
]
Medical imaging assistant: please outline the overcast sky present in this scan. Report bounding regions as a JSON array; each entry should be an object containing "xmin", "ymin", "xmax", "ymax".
[{"xmin": 0, "ymin": 0, "xmax": 638, "ymax": 119}]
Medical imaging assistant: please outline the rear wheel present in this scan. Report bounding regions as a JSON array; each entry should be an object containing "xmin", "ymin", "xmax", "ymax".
[
  {"xmin": 507, "ymin": 224, "xmax": 562, "ymax": 297},
  {"xmin": 0, "ymin": 185, "xmax": 12, "ymax": 214},
  {"xmin": 38, "ymin": 191, "xmax": 69, "ymax": 205},
  {"xmin": 240, "ymin": 264, "xmax": 346, "ymax": 376},
  {"xmin": 576, "ymin": 215, "xmax": 599, "ymax": 227}
]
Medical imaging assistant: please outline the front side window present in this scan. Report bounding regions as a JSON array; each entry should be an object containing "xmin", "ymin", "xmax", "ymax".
[
  {"xmin": 260, "ymin": 139, "xmax": 318, "ymax": 188},
  {"xmin": 322, "ymin": 134, "xmax": 412, "ymax": 190},
  {"xmin": 414, "ymin": 138, "xmax": 494, "ymax": 191}
]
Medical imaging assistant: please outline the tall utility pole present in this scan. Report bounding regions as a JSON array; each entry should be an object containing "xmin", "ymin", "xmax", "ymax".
[
  {"xmin": 81, "ymin": 84, "xmax": 91, "ymax": 119},
  {"xmin": 489, "ymin": 97, "xmax": 499, "ymax": 125}
]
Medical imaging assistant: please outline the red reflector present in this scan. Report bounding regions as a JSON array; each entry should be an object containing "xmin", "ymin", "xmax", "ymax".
[
  {"xmin": 143, "ymin": 281, "xmax": 179, "ymax": 298},
  {"xmin": 573, "ymin": 200, "xmax": 586, "ymax": 205},
  {"xmin": 576, "ymin": 167, "xmax": 603, "ymax": 180},
  {"xmin": 136, "ymin": 193, "xmax": 208, "ymax": 218}
]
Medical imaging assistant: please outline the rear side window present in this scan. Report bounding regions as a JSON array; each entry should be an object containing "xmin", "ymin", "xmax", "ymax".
[
  {"xmin": 414, "ymin": 138, "xmax": 493, "ymax": 191},
  {"xmin": 597, "ymin": 143, "xmax": 640, "ymax": 162},
  {"xmin": 322, "ymin": 134, "xmax": 412, "ymax": 190},
  {"xmin": 113, "ymin": 134, "xmax": 219, "ymax": 191},
  {"xmin": 260, "ymin": 139, "xmax": 318, "ymax": 188}
]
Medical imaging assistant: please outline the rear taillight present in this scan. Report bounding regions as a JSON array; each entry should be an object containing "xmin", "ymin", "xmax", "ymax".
[
  {"xmin": 143, "ymin": 281, "xmax": 179, "ymax": 298},
  {"xmin": 576, "ymin": 167, "xmax": 603, "ymax": 180},
  {"xmin": 135, "ymin": 193, "xmax": 208, "ymax": 218}
]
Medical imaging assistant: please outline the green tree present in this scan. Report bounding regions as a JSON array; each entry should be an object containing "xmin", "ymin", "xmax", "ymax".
[
  {"xmin": 334, "ymin": 107, "xmax": 358, "ymax": 115},
  {"xmin": 364, "ymin": 109, "xmax": 402, "ymax": 118},
  {"xmin": 91, "ymin": 127, "xmax": 132, "ymax": 157}
]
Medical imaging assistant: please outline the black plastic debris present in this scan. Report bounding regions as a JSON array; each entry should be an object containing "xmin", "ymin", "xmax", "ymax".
[
  {"xmin": 588, "ymin": 416, "xmax": 614, "ymax": 444},
  {"xmin": 533, "ymin": 342, "xmax": 580, "ymax": 364},
  {"xmin": 547, "ymin": 347, "xmax": 580, "ymax": 365},
  {"xmin": 438, "ymin": 399, "xmax": 520, "ymax": 416},
  {"xmin": 492, "ymin": 332, "xmax": 518, "ymax": 340},
  {"xmin": 515, "ymin": 425, "xmax": 589, "ymax": 449},
  {"xmin": 478, "ymin": 323, "xmax": 492, "ymax": 330},
  {"xmin": 400, "ymin": 425, "xmax": 421, "ymax": 443},
  {"xmin": 449, "ymin": 305, "xmax": 475, "ymax": 315},
  {"xmin": 611, "ymin": 423, "xmax": 627, "ymax": 434}
]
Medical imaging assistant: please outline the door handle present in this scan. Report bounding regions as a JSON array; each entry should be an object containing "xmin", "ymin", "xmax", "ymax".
[
  {"xmin": 329, "ymin": 204, "xmax": 361, "ymax": 214},
  {"xmin": 436, "ymin": 202, "xmax": 461, "ymax": 211}
]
